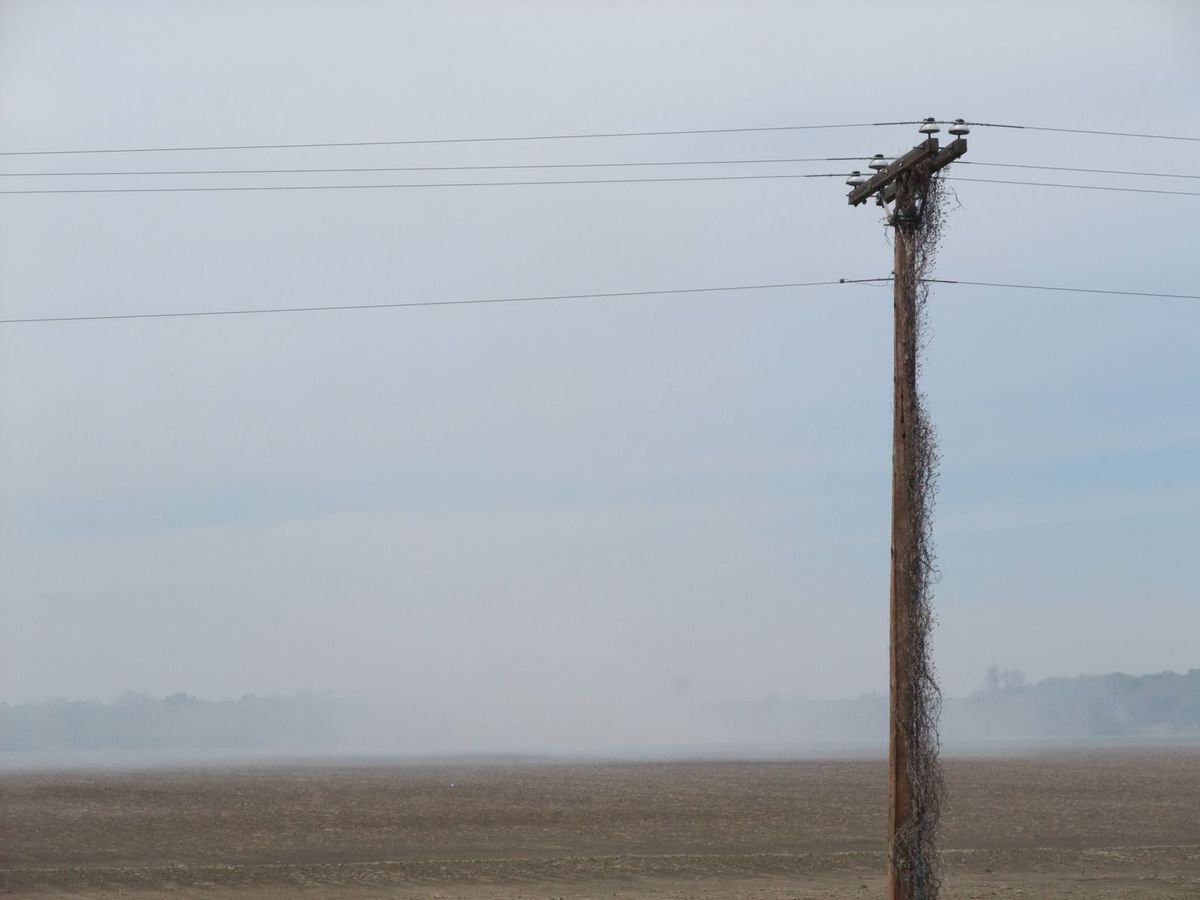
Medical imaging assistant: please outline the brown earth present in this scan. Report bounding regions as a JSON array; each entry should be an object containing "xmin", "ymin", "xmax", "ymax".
[{"xmin": 2, "ymin": 747, "xmax": 1198, "ymax": 898}]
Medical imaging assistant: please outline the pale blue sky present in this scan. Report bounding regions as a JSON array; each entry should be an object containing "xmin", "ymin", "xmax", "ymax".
[{"xmin": 0, "ymin": 1, "xmax": 1196, "ymax": 741}]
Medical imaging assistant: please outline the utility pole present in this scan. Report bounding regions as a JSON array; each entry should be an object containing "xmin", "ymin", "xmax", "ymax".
[{"xmin": 847, "ymin": 118, "xmax": 967, "ymax": 900}]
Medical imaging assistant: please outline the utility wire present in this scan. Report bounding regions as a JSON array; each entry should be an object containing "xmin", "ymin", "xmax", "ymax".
[
  {"xmin": 0, "ymin": 172, "xmax": 850, "ymax": 195},
  {"xmin": 0, "ymin": 121, "xmax": 920, "ymax": 157},
  {"xmin": 10, "ymin": 158, "xmax": 1196, "ymax": 182},
  {"xmin": 853, "ymin": 277, "xmax": 1198, "ymax": 300},
  {"xmin": 964, "ymin": 121, "xmax": 1200, "ymax": 143},
  {"xmin": 0, "ymin": 157, "xmax": 864, "ymax": 178},
  {"xmin": 0, "ymin": 278, "xmax": 890, "ymax": 325},
  {"xmin": 922, "ymin": 278, "xmax": 1200, "ymax": 301},
  {"xmin": 9, "ymin": 173, "xmax": 1199, "ymax": 198},
  {"xmin": 4, "ymin": 276, "xmax": 1194, "ymax": 326},
  {"xmin": 9, "ymin": 119, "xmax": 1197, "ymax": 157},
  {"xmin": 960, "ymin": 161, "xmax": 1200, "ymax": 181},
  {"xmin": 945, "ymin": 176, "xmax": 1200, "ymax": 197}
]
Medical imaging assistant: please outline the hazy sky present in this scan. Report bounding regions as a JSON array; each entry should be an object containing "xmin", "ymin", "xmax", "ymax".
[{"xmin": 1, "ymin": 1, "xmax": 1197, "ymax": 724}]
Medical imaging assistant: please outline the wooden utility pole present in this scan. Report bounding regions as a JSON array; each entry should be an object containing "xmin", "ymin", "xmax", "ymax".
[{"xmin": 847, "ymin": 120, "xmax": 967, "ymax": 900}]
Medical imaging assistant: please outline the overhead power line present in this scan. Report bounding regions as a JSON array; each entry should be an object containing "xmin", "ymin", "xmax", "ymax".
[
  {"xmin": 0, "ymin": 172, "xmax": 851, "ymax": 196},
  {"xmin": 9, "ymin": 172, "xmax": 1196, "ymax": 199},
  {"xmin": 0, "ymin": 278, "xmax": 890, "ymax": 325},
  {"xmin": 945, "ymin": 176, "xmax": 1200, "ymax": 197},
  {"xmin": 0, "ymin": 121, "xmax": 919, "ymax": 157},
  {"xmin": 964, "ymin": 121, "xmax": 1200, "ymax": 143},
  {"xmin": 922, "ymin": 278, "xmax": 1200, "ymax": 301},
  {"xmin": 856, "ymin": 278, "xmax": 1198, "ymax": 301},
  {"xmin": 7, "ymin": 158, "xmax": 1196, "ymax": 182},
  {"xmin": 7, "ymin": 119, "xmax": 1196, "ymax": 158},
  {"xmin": 0, "ymin": 157, "xmax": 864, "ymax": 178},
  {"xmin": 3, "ymin": 276, "xmax": 1194, "ymax": 327},
  {"xmin": 960, "ymin": 161, "xmax": 1200, "ymax": 180}
]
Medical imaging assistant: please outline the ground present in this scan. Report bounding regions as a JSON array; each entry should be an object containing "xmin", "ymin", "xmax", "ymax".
[{"xmin": 2, "ymin": 747, "xmax": 1198, "ymax": 898}]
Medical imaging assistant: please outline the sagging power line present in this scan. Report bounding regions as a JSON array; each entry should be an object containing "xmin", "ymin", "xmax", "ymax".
[
  {"xmin": 959, "ymin": 161, "xmax": 1200, "ymax": 181},
  {"xmin": 5, "ymin": 159, "xmax": 1196, "ymax": 183},
  {"xmin": 0, "ymin": 157, "xmax": 866, "ymax": 178},
  {"xmin": 1, "ymin": 277, "xmax": 1193, "ymax": 327},
  {"xmin": 4, "ymin": 116, "xmax": 1198, "ymax": 159},
  {"xmin": 922, "ymin": 279, "xmax": 1200, "ymax": 300},
  {"xmin": 0, "ymin": 172, "xmax": 851, "ymax": 196},
  {"xmin": 0, "ymin": 279, "xmax": 891, "ymax": 325},
  {"xmin": 0, "ymin": 121, "xmax": 921, "ymax": 157},
  {"xmin": 960, "ymin": 120, "xmax": 1200, "ymax": 142},
  {"xmin": 6, "ymin": 172, "xmax": 1198, "ymax": 199},
  {"xmin": 945, "ymin": 176, "xmax": 1200, "ymax": 197}
]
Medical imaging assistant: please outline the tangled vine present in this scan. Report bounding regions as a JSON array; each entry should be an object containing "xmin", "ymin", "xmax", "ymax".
[{"xmin": 890, "ymin": 172, "xmax": 948, "ymax": 899}]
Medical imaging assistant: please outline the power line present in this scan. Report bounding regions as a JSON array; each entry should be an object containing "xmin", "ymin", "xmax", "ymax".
[
  {"xmin": 5, "ymin": 276, "xmax": 1194, "ymax": 326},
  {"xmin": 0, "ymin": 172, "xmax": 852, "ymax": 196},
  {"xmin": 961, "ymin": 161, "xmax": 1200, "ymax": 181},
  {"xmin": 0, "ymin": 157, "xmax": 864, "ymax": 178},
  {"xmin": 9, "ymin": 118, "xmax": 1197, "ymax": 158},
  {"xmin": 5, "ymin": 158, "xmax": 1197, "ymax": 184},
  {"xmin": 8, "ymin": 172, "xmax": 1197, "ymax": 200},
  {"xmin": 33, "ymin": 170, "xmax": 1195, "ymax": 198},
  {"xmin": 922, "ymin": 278, "xmax": 1200, "ymax": 301},
  {"xmin": 964, "ymin": 121, "xmax": 1200, "ymax": 143},
  {"xmin": 853, "ymin": 277, "xmax": 1198, "ymax": 300},
  {"xmin": 0, "ymin": 121, "xmax": 919, "ymax": 157},
  {"xmin": 945, "ymin": 176, "xmax": 1200, "ymax": 197},
  {"xmin": 0, "ymin": 278, "xmax": 890, "ymax": 325}
]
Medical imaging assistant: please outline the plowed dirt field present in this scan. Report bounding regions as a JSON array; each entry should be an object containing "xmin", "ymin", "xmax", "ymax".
[{"xmin": 2, "ymin": 748, "xmax": 1197, "ymax": 898}]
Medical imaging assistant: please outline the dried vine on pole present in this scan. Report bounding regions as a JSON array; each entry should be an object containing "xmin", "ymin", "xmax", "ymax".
[
  {"xmin": 891, "ymin": 171, "xmax": 948, "ymax": 900},
  {"xmin": 846, "ymin": 126, "xmax": 964, "ymax": 900}
]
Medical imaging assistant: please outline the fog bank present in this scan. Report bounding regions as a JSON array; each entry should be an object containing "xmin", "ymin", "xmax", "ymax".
[{"xmin": 5, "ymin": 669, "xmax": 1196, "ymax": 764}]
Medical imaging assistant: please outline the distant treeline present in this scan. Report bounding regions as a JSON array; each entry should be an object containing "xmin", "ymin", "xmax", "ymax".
[
  {"xmin": 720, "ymin": 669, "xmax": 1200, "ymax": 743},
  {"xmin": 946, "ymin": 668, "xmax": 1200, "ymax": 739},
  {"xmin": 0, "ymin": 692, "xmax": 354, "ymax": 752},
  {"xmin": 3, "ymin": 670, "xmax": 1198, "ymax": 752}
]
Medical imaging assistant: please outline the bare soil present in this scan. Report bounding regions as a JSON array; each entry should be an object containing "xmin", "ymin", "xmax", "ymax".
[{"xmin": 2, "ymin": 747, "xmax": 1198, "ymax": 898}]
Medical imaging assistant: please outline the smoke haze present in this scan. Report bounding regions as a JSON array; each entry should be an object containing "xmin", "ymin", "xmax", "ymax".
[{"xmin": 1, "ymin": 2, "xmax": 1197, "ymax": 753}]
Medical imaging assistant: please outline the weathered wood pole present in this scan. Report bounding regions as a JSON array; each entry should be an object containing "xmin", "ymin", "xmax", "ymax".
[{"xmin": 889, "ymin": 180, "xmax": 921, "ymax": 900}]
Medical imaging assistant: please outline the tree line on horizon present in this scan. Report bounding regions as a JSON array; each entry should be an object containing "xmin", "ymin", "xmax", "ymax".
[
  {"xmin": 712, "ymin": 668, "xmax": 1200, "ymax": 744},
  {"xmin": 0, "ymin": 691, "xmax": 352, "ymax": 752},
  {"xmin": 2, "ymin": 669, "xmax": 1198, "ymax": 752}
]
